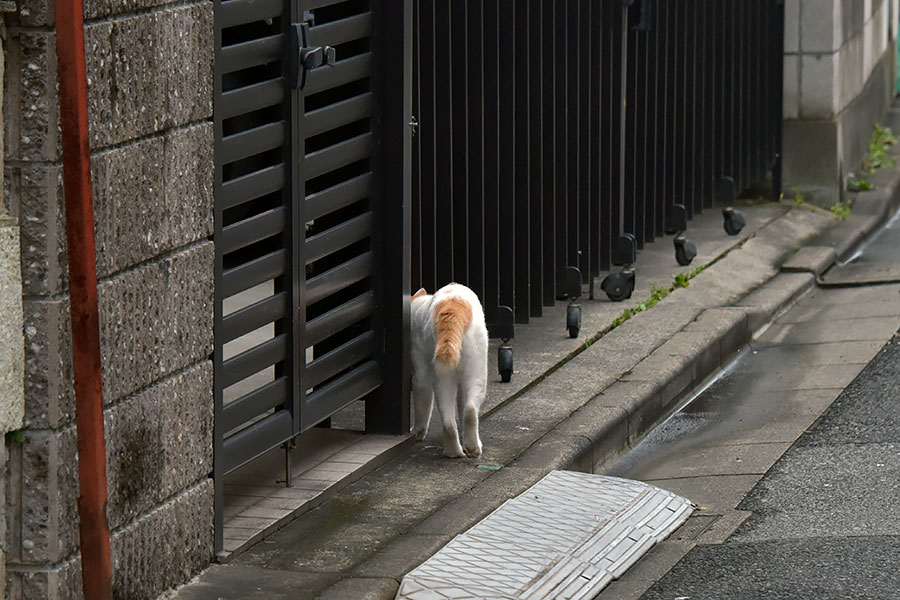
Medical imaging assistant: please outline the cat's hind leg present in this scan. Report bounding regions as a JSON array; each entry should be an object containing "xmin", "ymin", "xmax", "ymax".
[
  {"xmin": 460, "ymin": 360, "xmax": 487, "ymax": 458},
  {"xmin": 434, "ymin": 373, "xmax": 465, "ymax": 458},
  {"xmin": 461, "ymin": 401, "xmax": 482, "ymax": 459},
  {"xmin": 411, "ymin": 377, "xmax": 434, "ymax": 441}
]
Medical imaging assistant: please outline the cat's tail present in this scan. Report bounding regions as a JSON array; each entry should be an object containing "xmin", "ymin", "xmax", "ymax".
[{"xmin": 433, "ymin": 296, "xmax": 473, "ymax": 370}]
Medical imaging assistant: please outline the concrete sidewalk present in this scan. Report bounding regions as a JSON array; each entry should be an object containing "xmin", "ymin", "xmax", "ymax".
[{"xmin": 168, "ymin": 157, "xmax": 900, "ymax": 599}]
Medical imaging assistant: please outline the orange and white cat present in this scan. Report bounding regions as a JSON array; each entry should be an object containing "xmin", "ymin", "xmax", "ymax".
[{"xmin": 411, "ymin": 283, "xmax": 489, "ymax": 458}]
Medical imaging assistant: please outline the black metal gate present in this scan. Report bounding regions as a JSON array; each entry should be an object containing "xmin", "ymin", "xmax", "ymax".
[
  {"xmin": 411, "ymin": 0, "xmax": 784, "ymax": 334},
  {"xmin": 213, "ymin": 0, "xmax": 410, "ymax": 553}
]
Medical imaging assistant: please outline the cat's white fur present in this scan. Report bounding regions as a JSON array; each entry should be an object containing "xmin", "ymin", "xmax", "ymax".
[{"xmin": 410, "ymin": 283, "xmax": 489, "ymax": 458}]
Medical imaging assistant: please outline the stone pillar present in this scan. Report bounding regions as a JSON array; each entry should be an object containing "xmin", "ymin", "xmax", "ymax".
[
  {"xmin": 783, "ymin": 0, "xmax": 898, "ymax": 202},
  {"xmin": 1, "ymin": 13, "xmax": 26, "ymax": 600},
  {"xmin": 3, "ymin": 1, "xmax": 216, "ymax": 597}
]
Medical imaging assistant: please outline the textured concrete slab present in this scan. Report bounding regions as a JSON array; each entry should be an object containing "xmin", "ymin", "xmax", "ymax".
[
  {"xmin": 733, "ymin": 272, "xmax": 815, "ymax": 331},
  {"xmin": 777, "ymin": 299, "xmax": 900, "ymax": 323},
  {"xmin": 744, "ymin": 340, "xmax": 883, "ymax": 367},
  {"xmin": 396, "ymin": 472, "xmax": 693, "ymax": 600},
  {"xmin": 821, "ymin": 261, "xmax": 900, "ymax": 284},
  {"xmin": 162, "ymin": 565, "xmax": 340, "ymax": 600},
  {"xmin": 781, "ymin": 245, "xmax": 836, "ymax": 275},
  {"xmin": 756, "ymin": 315, "xmax": 900, "ymax": 344},
  {"xmin": 317, "ymin": 578, "xmax": 400, "ymax": 600},
  {"xmin": 723, "ymin": 363, "xmax": 865, "ymax": 392},
  {"xmin": 796, "ymin": 281, "xmax": 900, "ymax": 304},
  {"xmin": 620, "ymin": 442, "xmax": 792, "ymax": 481},
  {"xmin": 641, "ymin": 476, "xmax": 763, "ymax": 513}
]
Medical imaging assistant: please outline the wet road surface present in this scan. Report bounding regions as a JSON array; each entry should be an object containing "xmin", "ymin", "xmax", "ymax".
[{"xmin": 599, "ymin": 216, "xmax": 900, "ymax": 599}]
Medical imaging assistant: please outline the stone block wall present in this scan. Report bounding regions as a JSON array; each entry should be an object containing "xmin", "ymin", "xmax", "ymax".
[
  {"xmin": 3, "ymin": 0, "xmax": 215, "ymax": 597},
  {"xmin": 2, "ymin": 14, "xmax": 26, "ymax": 600},
  {"xmin": 783, "ymin": 0, "xmax": 899, "ymax": 202}
]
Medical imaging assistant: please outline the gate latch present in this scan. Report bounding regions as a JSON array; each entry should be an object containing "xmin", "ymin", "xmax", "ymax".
[{"xmin": 290, "ymin": 22, "xmax": 335, "ymax": 89}]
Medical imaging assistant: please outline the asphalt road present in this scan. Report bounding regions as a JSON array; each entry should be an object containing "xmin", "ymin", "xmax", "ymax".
[
  {"xmin": 640, "ymin": 334, "xmax": 900, "ymax": 600},
  {"xmin": 603, "ymin": 218, "xmax": 900, "ymax": 600}
]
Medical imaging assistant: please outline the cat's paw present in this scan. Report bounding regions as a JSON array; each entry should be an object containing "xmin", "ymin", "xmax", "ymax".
[
  {"xmin": 412, "ymin": 426, "xmax": 428, "ymax": 441},
  {"xmin": 443, "ymin": 445, "xmax": 465, "ymax": 458},
  {"xmin": 464, "ymin": 443, "xmax": 482, "ymax": 459}
]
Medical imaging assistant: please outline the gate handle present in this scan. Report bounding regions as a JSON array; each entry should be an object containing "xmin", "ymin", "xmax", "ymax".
[{"xmin": 290, "ymin": 22, "xmax": 335, "ymax": 89}]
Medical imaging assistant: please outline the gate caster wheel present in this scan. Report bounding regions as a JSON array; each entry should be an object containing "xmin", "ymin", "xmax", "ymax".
[
  {"xmin": 722, "ymin": 207, "xmax": 746, "ymax": 236},
  {"xmin": 498, "ymin": 341, "xmax": 513, "ymax": 383},
  {"xmin": 600, "ymin": 268, "xmax": 635, "ymax": 302},
  {"xmin": 566, "ymin": 303, "xmax": 582, "ymax": 338},
  {"xmin": 674, "ymin": 234, "xmax": 697, "ymax": 266}
]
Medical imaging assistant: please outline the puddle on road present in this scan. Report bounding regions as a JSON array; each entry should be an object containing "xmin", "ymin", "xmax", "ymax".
[{"xmin": 606, "ymin": 344, "xmax": 816, "ymax": 480}]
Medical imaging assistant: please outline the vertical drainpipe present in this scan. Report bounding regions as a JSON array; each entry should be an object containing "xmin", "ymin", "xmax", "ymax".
[{"xmin": 54, "ymin": 0, "xmax": 114, "ymax": 598}]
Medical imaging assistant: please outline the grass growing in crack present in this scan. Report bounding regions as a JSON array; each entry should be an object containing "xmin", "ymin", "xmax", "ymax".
[
  {"xmin": 609, "ymin": 270, "xmax": 704, "ymax": 328},
  {"xmin": 862, "ymin": 123, "xmax": 898, "ymax": 173},
  {"xmin": 849, "ymin": 175, "xmax": 873, "ymax": 191},
  {"xmin": 829, "ymin": 200, "xmax": 852, "ymax": 220},
  {"xmin": 791, "ymin": 186, "xmax": 806, "ymax": 205}
]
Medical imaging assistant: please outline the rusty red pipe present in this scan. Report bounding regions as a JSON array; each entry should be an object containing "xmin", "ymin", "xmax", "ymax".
[{"xmin": 54, "ymin": 0, "xmax": 114, "ymax": 598}]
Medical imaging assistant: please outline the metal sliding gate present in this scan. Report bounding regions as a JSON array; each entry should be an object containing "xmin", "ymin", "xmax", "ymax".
[
  {"xmin": 213, "ymin": 0, "xmax": 410, "ymax": 552},
  {"xmin": 412, "ymin": 0, "xmax": 784, "ymax": 334}
]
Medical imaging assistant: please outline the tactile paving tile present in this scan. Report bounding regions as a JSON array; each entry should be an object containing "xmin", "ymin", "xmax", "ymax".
[{"xmin": 396, "ymin": 471, "xmax": 693, "ymax": 600}]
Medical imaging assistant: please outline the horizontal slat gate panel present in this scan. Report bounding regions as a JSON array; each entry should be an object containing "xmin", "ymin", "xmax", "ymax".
[
  {"xmin": 304, "ymin": 360, "xmax": 381, "ymax": 424},
  {"xmin": 305, "ymin": 173, "xmax": 372, "ymax": 221},
  {"xmin": 221, "ymin": 377, "xmax": 289, "ymax": 433},
  {"xmin": 305, "ymin": 93, "xmax": 373, "ymax": 137},
  {"xmin": 305, "ymin": 252, "xmax": 374, "ymax": 306},
  {"xmin": 305, "ymin": 53, "xmax": 372, "ymax": 94},
  {"xmin": 220, "ymin": 79, "xmax": 284, "ymax": 120},
  {"xmin": 305, "ymin": 212, "xmax": 374, "ymax": 264},
  {"xmin": 221, "ymin": 292, "xmax": 287, "ymax": 343},
  {"xmin": 221, "ymin": 165, "xmax": 285, "ymax": 210},
  {"xmin": 220, "ymin": 35, "xmax": 283, "ymax": 74},
  {"xmin": 221, "ymin": 333, "xmax": 288, "ymax": 388},
  {"xmin": 305, "ymin": 292, "xmax": 375, "ymax": 348},
  {"xmin": 219, "ymin": 0, "xmax": 283, "ymax": 28},
  {"xmin": 222, "ymin": 409, "xmax": 293, "ymax": 474},
  {"xmin": 305, "ymin": 331, "xmax": 376, "ymax": 388},
  {"xmin": 221, "ymin": 250, "xmax": 285, "ymax": 298},
  {"xmin": 220, "ymin": 207, "xmax": 285, "ymax": 255},
  {"xmin": 220, "ymin": 122, "xmax": 286, "ymax": 164},
  {"xmin": 304, "ymin": 133, "xmax": 374, "ymax": 180},
  {"xmin": 308, "ymin": 13, "xmax": 372, "ymax": 46}
]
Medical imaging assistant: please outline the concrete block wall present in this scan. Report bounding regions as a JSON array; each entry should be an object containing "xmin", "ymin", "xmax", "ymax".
[
  {"xmin": 3, "ymin": 0, "xmax": 215, "ymax": 597},
  {"xmin": 783, "ymin": 0, "xmax": 899, "ymax": 202}
]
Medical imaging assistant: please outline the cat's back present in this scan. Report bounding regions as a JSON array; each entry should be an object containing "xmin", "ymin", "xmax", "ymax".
[{"xmin": 431, "ymin": 283, "xmax": 485, "ymax": 322}]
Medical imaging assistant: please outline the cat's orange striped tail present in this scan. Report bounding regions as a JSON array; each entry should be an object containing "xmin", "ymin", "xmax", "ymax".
[{"xmin": 433, "ymin": 296, "xmax": 473, "ymax": 368}]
